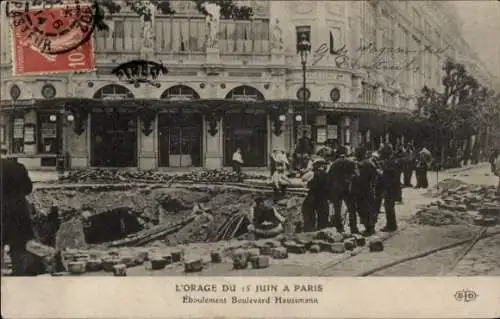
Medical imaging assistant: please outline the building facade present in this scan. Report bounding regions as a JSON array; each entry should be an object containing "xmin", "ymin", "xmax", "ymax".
[{"xmin": 0, "ymin": 0, "xmax": 496, "ymax": 170}]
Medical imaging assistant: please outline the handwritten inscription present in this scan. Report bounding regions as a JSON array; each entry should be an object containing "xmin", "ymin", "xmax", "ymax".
[{"xmin": 311, "ymin": 41, "xmax": 449, "ymax": 72}]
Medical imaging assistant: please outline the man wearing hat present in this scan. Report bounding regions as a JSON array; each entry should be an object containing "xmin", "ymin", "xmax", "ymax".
[
  {"xmin": 248, "ymin": 197, "xmax": 285, "ymax": 239},
  {"xmin": 378, "ymin": 144, "xmax": 402, "ymax": 232},
  {"xmin": 301, "ymin": 156, "xmax": 330, "ymax": 231},
  {"xmin": 354, "ymin": 147, "xmax": 381, "ymax": 236},
  {"xmin": 327, "ymin": 146, "xmax": 360, "ymax": 234}
]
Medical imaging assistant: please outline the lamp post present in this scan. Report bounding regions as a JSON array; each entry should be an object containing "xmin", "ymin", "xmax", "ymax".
[
  {"xmin": 297, "ymin": 34, "xmax": 311, "ymax": 135},
  {"xmin": 50, "ymin": 107, "xmax": 74, "ymax": 175}
]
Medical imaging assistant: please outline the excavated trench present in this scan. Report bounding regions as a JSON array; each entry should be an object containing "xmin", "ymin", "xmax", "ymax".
[{"xmin": 28, "ymin": 185, "xmax": 304, "ymax": 250}]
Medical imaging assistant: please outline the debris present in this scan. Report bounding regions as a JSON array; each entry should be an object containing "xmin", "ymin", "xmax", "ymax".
[
  {"xmin": 309, "ymin": 244, "xmax": 321, "ymax": 253},
  {"xmin": 328, "ymin": 243, "xmax": 346, "ymax": 254},
  {"xmin": 102, "ymin": 258, "xmax": 121, "ymax": 272},
  {"xmin": 211, "ymin": 251, "xmax": 222, "ymax": 263},
  {"xmin": 251, "ymin": 256, "xmax": 270, "ymax": 269},
  {"xmin": 271, "ymin": 247, "xmax": 288, "ymax": 259},
  {"xmin": 149, "ymin": 257, "xmax": 167, "ymax": 270},
  {"xmin": 184, "ymin": 259, "xmax": 203, "ymax": 273},
  {"xmin": 344, "ymin": 238, "xmax": 356, "ymax": 251},
  {"xmin": 86, "ymin": 259, "xmax": 103, "ymax": 272},
  {"xmin": 369, "ymin": 240, "xmax": 384, "ymax": 252},
  {"xmin": 113, "ymin": 264, "xmax": 127, "ymax": 276},
  {"xmin": 232, "ymin": 249, "xmax": 249, "ymax": 269},
  {"xmin": 68, "ymin": 261, "xmax": 86, "ymax": 274},
  {"xmin": 353, "ymin": 234, "xmax": 366, "ymax": 247}
]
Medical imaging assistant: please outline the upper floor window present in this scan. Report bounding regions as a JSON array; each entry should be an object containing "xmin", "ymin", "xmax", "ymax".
[
  {"xmin": 296, "ymin": 25, "xmax": 311, "ymax": 50},
  {"xmin": 161, "ymin": 85, "xmax": 200, "ymax": 100},
  {"xmin": 93, "ymin": 84, "xmax": 135, "ymax": 99},
  {"xmin": 225, "ymin": 85, "xmax": 264, "ymax": 101}
]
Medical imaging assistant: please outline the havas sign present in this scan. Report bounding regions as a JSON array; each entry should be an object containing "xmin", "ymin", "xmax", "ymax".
[{"xmin": 111, "ymin": 60, "xmax": 168, "ymax": 87}]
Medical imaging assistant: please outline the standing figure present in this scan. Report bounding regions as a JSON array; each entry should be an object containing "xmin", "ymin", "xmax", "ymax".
[
  {"xmin": 415, "ymin": 147, "xmax": 431, "ymax": 189},
  {"xmin": 140, "ymin": 2, "xmax": 155, "ymax": 49},
  {"xmin": 378, "ymin": 144, "xmax": 402, "ymax": 232},
  {"xmin": 271, "ymin": 19, "xmax": 284, "ymax": 51},
  {"xmin": 271, "ymin": 163, "xmax": 291, "ymax": 201},
  {"xmin": 1, "ymin": 153, "xmax": 35, "ymax": 276},
  {"xmin": 270, "ymin": 148, "xmax": 279, "ymax": 176},
  {"xmin": 295, "ymin": 130, "xmax": 314, "ymax": 170},
  {"xmin": 402, "ymin": 143, "xmax": 415, "ymax": 187},
  {"xmin": 354, "ymin": 147, "xmax": 381, "ymax": 236},
  {"xmin": 203, "ymin": 2, "xmax": 220, "ymax": 49},
  {"xmin": 301, "ymin": 157, "xmax": 330, "ymax": 231},
  {"xmin": 232, "ymin": 148, "xmax": 244, "ymax": 174},
  {"xmin": 327, "ymin": 146, "xmax": 360, "ymax": 234},
  {"xmin": 490, "ymin": 148, "xmax": 500, "ymax": 194}
]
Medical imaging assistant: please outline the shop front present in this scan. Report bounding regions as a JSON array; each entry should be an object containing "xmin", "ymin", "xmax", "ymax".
[
  {"xmin": 157, "ymin": 85, "xmax": 203, "ymax": 168},
  {"xmin": 158, "ymin": 112, "xmax": 203, "ymax": 167},
  {"xmin": 223, "ymin": 111, "xmax": 268, "ymax": 167},
  {"xmin": 90, "ymin": 108, "xmax": 138, "ymax": 167}
]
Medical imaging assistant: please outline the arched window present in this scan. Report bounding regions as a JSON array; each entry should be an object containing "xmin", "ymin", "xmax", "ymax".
[
  {"xmin": 93, "ymin": 84, "xmax": 134, "ymax": 99},
  {"xmin": 160, "ymin": 85, "xmax": 200, "ymax": 100},
  {"xmin": 225, "ymin": 85, "xmax": 264, "ymax": 101}
]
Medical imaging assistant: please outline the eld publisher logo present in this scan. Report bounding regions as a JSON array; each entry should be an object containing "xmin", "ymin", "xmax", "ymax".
[{"xmin": 454, "ymin": 289, "xmax": 479, "ymax": 302}]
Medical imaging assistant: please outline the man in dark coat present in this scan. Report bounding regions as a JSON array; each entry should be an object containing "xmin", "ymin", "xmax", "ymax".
[
  {"xmin": 1, "ymin": 155, "xmax": 35, "ymax": 276},
  {"xmin": 301, "ymin": 158, "xmax": 330, "ymax": 231},
  {"xmin": 402, "ymin": 143, "xmax": 415, "ymax": 187},
  {"xmin": 328, "ymin": 146, "xmax": 360, "ymax": 234},
  {"xmin": 354, "ymin": 147, "xmax": 381, "ymax": 236},
  {"xmin": 378, "ymin": 144, "xmax": 402, "ymax": 232},
  {"xmin": 295, "ymin": 130, "xmax": 314, "ymax": 170}
]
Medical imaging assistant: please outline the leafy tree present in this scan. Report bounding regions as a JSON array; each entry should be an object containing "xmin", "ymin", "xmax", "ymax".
[
  {"xmin": 98, "ymin": 0, "xmax": 253, "ymax": 20},
  {"xmin": 413, "ymin": 58, "xmax": 499, "ymax": 166}
]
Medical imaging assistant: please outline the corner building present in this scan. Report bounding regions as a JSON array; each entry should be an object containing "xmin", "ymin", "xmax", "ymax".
[{"xmin": 0, "ymin": 1, "xmax": 496, "ymax": 170}]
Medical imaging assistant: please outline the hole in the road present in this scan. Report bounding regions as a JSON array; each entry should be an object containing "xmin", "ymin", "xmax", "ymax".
[{"xmin": 83, "ymin": 208, "xmax": 144, "ymax": 244}]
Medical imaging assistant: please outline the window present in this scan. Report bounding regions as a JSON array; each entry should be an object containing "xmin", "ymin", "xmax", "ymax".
[
  {"xmin": 219, "ymin": 19, "xmax": 269, "ymax": 53},
  {"xmin": 161, "ymin": 85, "xmax": 200, "ymax": 100},
  {"xmin": 296, "ymin": 25, "xmax": 311, "ymax": 51},
  {"xmin": 93, "ymin": 84, "xmax": 135, "ymax": 99},
  {"xmin": 38, "ymin": 113, "xmax": 61, "ymax": 154},
  {"xmin": 226, "ymin": 86, "xmax": 264, "ymax": 101},
  {"xmin": 11, "ymin": 116, "xmax": 24, "ymax": 153}
]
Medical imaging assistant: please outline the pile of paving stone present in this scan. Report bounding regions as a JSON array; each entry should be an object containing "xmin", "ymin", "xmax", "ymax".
[
  {"xmin": 58, "ymin": 168, "xmax": 267, "ymax": 184},
  {"xmin": 28, "ymin": 228, "xmax": 385, "ymax": 276},
  {"xmin": 411, "ymin": 182, "xmax": 499, "ymax": 226}
]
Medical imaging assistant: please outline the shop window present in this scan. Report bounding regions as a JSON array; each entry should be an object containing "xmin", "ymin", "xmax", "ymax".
[
  {"xmin": 11, "ymin": 116, "xmax": 24, "ymax": 153},
  {"xmin": 38, "ymin": 113, "xmax": 61, "ymax": 154}
]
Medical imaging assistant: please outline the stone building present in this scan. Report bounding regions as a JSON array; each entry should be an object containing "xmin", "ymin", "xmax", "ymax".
[{"xmin": 0, "ymin": 0, "xmax": 496, "ymax": 170}]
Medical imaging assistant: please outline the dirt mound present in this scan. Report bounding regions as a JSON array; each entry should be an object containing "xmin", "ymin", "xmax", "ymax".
[
  {"xmin": 411, "ymin": 181, "xmax": 499, "ymax": 227},
  {"xmin": 410, "ymin": 207, "xmax": 475, "ymax": 226},
  {"xmin": 58, "ymin": 168, "xmax": 268, "ymax": 184}
]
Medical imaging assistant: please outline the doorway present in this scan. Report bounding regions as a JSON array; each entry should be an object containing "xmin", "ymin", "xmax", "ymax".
[
  {"xmin": 90, "ymin": 110, "xmax": 138, "ymax": 167},
  {"xmin": 223, "ymin": 112, "xmax": 267, "ymax": 167},
  {"xmin": 158, "ymin": 113, "xmax": 202, "ymax": 167}
]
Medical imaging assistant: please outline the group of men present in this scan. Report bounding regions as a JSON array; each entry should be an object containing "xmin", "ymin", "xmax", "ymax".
[{"xmin": 300, "ymin": 142, "xmax": 428, "ymax": 237}]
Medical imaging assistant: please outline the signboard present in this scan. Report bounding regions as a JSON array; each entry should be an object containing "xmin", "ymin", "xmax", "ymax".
[
  {"xmin": 327, "ymin": 125, "xmax": 338, "ymax": 139},
  {"xmin": 24, "ymin": 126, "xmax": 35, "ymax": 143},
  {"xmin": 13, "ymin": 118, "xmax": 24, "ymax": 139},
  {"xmin": 317, "ymin": 127, "xmax": 327, "ymax": 143}
]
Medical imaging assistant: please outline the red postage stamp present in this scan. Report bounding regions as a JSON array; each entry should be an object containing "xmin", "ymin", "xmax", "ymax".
[{"xmin": 10, "ymin": 3, "xmax": 96, "ymax": 76}]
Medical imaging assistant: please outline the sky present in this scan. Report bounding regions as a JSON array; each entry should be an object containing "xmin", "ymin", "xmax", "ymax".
[{"xmin": 451, "ymin": 1, "xmax": 500, "ymax": 87}]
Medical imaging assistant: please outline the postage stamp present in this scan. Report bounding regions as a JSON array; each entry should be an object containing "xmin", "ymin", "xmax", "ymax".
[{"xmin": 9, "ymin": 1, "xmax": 97, "ymax": 75}]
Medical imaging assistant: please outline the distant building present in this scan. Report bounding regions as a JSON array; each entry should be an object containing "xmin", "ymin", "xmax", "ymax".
[{"xmin": 0, "ymin": 0, "xmax": 496, "ymax": 170}]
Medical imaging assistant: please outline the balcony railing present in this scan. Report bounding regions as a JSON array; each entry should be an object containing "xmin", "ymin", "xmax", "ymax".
[{"xmin": 93, "ymin": 17, "xmax": 270, "ymax": 58}]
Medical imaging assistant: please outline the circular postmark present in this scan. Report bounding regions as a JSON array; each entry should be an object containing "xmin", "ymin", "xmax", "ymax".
[{"xmin": 7, "ymin": 0, "xmax": 101, "ymax": 55}]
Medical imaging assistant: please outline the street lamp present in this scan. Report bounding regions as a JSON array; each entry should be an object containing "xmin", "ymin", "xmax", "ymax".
[
  {"xmin": 50, "ymin": 108, "xmax": 75, "ymax": 175},
  {"xmin": 297, "ymin": 34, "xmax": 311, "ymax": 134}
]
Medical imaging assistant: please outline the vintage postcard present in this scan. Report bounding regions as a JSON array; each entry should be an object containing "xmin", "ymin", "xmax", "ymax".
[{"xmin": 1, "ymin": 0, "xmax": 499, "ymax": 318}]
